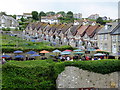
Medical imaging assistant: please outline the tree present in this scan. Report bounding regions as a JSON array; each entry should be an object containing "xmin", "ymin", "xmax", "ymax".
[
  {"xmin": 12, "ymin": 15, "xmax": 16, "ymax": 19},
  {"xmin": 39, "ymin": 11, "xmax": 46, "ymax": 16},
  {"xmin": 39, "ymin": 11, "xmax": 46, "ymax": 22},
  {"xmin": 46, "ymin": 11, "xmax": 55, "ymax": 16},
  {"xmin": 31, "ymin": 11, "xmax": 39, "ymax": 20},
  {"xmin": 21, "ymin": 16, "xmax": 25, "ymax": 22},
  {"xmin": 57, "ymin": 11, "xmax": 66, "ymax": 17},
  {"xmin": 0, "ymin": 12, "xmax": 7, "ymax": 15},
  {"xmin": 66, "ymin": 11, "xmax": 73, "ymax": 18},
  {"xmin": 96, "ymin": 17, "xmax": 106, "ymax": 25}
]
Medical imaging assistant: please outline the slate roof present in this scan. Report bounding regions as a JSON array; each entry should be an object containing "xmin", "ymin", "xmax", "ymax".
[
  {"xmin": 86, "ymin": 25, "xmax": 100, "ymax": 38},
  {"xmin": 36, "ymin": 22, "xmax": 43, "ymax": 30},
  {"xmin": 31, "ymin": 22, "xmax": 37, "ymax": 30},
  {"xmin": 61, "ymin": 23, "xmax": 73, "ymax": 34},
  {"xmin": 111, "ymin": 23, "xmax": 120, "ymax": 35},
  {"xmin": 76, "ymin": 25, "xmax": 90, "ymax": 37},
  {"xmin": 70, "ymin": 25, "xmax": 82, "ymax": 36},
  {"xmin": 40, "ymin": 23, "xmax": 48, "ymax": 30},
  {"xmin": 98, "ymin": 22, "xmax": 118, "ymax": 34},
  {"xmin": 44, "ymin": 24, "xmax": 55, "ymax": 32},
  {"xmin": 51, "ymin": 24, "xmax": 60, "ymax": 33}
]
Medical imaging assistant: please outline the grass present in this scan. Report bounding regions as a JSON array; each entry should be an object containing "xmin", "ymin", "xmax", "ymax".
[{"xmin": 2, "ymin": 34, "xmax": 74, "ymax": 52}]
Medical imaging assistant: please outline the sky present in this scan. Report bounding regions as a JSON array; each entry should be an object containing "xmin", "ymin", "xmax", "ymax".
[{"xmin": 0, "ymin": 0, "xmax": 119, "ymax": 19}]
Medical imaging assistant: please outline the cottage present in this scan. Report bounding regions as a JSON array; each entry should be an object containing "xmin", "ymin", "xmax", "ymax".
[{"xmin": 75, "ymin": 25, "xmax": 90, "ymax": 39}]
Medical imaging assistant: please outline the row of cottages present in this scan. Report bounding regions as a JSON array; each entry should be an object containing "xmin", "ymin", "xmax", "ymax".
[
  {"xmin": 97, "ymin": 22, "xmax": 120, "ymax": 54},
  {"xmin": 25, "ymin": 22, "xmax": 101, "ymax": 49}
]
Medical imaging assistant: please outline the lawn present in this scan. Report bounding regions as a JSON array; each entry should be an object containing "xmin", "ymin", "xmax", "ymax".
[{"xmin": 2, "ymin": 59, "xmax": 120, "ymax": 89}]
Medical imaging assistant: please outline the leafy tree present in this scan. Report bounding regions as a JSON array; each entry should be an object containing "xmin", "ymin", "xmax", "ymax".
[
  {"xmin": 0, "ymin": 12, "xmax": 7, "ymax": 15},
  {"xmin": 31, "ymin": 11, "xmax": 39, "ymax": 20},
  {"xmin": 20, "ymin": 16, "xmax": 25, "ymax": 22},
  {"xmin": 96, "ymin": 17, "xmax": 106, "ymax": 25},
  {"xmin": 12, "ymin": 15, "xmax": 16, "ymax": 19},
  {"xmin": 46, "ymin": 11, "xmax": 55, "ymax": 16},
  {"xmin": 39, "ymin": 11, "xmax": 46, "ymax": 22},
  {"xmin": 39, "ymin": 11, "xmax": 46, "ymax": 16},
  {"xmin": 57, "ymin": 11, "xmax": 66, "ymax": 17},
  {"xmin": 66, "ymin": 11, "xmax": 73, "ymax": 18}
]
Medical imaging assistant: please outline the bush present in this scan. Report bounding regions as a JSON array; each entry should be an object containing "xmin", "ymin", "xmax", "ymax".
[
  {"xmin": 2, "ymin": 59, "xmax": 120, "ymax": 89},
  {"xmin": 64, "ymin": 59, "xmax": 120, "ymax": 74},
  {"xmin": 57, "ymin": 45, "xmax": 74, "ymax": 51},
  {"xmin": 2, "ymin": 28, "xmax": 11, "ymax": 31}
]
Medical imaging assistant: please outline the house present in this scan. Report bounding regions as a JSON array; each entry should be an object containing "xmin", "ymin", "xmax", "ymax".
[
  {"xmin": 41, "ymin": 15, "xmax": 59, "ymax": 24},
  {"xmin": 97, "ymin": 22, "xmax": 118, "ymax": 53},
  {"xmin": 73, "ymin": 13, "xmax": 82, "ymax": 19},
  {"xmin": 75, "ymin": 25, "xmax": 90, "ymax": 39},
  {"xmin": 84, "ymin": 25, "xmax": 100, "ymax": 48},
  {"xmin": 110, "ymin": 23, "xmax": 120, "ymax": 54},
  {"xmin": 68, "ymin": 25, "xmax": 82, "ymax": 47},
  {"xmin": 74, "ymin": 19, "xmax": 96, "ymax": 26},
  {"xmin": 88, "ymin": 14, "xmax": 99, "ymax": 20},
  {"xmin": 0, "ymin": 15, "xmax": 19, "ymax": 29},
  {"xmin": 23, "ymin": 13, "xmax": 32, "ymax": 19},
  {"xmin": 16, "ymin": 15, "xmax": 23, "ymax": 20}
]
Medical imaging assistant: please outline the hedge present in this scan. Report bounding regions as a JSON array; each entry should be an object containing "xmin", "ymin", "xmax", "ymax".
[{"xmin": 2, "ymin": 59, "xmax": 120, "ymax": 89}]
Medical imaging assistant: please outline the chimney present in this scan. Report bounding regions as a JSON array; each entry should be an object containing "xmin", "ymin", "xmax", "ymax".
[{"xmin": 105, "ymin": 25, "xmax": 108, "ymax": 30}]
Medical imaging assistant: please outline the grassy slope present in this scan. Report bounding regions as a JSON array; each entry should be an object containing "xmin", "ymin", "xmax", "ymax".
[
  {"xmin": 2, "ymin": 59, "xmax": 120, "ymax": 89},
  {"xmin": 2, "ymin": 35, "xmax": 74, "ymax": 52}
]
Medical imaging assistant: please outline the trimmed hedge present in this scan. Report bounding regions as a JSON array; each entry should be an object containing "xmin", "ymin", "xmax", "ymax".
[
  {"xmin": 64, "ymin": 59, "xmax": 120, "ymax": 74},
  {"xmin": 2, "ymin": 59, "xmax": 120, "ymax": 89}
]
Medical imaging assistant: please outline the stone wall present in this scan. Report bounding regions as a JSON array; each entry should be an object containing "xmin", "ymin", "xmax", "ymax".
[{"xmin": 56, "ymin": 66, "xmax": 119, "ymax": 88}]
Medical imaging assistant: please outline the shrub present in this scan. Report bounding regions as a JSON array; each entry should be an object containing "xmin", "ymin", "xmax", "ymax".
[{"xmin": 2, "ymin": 59, "xmax": 120, "ymax": 89}]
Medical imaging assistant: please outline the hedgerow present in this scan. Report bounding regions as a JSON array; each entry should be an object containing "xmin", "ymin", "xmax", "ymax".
[{"xmin": 2, "ymin": 59, "xmax": 120, "ymax": 89}]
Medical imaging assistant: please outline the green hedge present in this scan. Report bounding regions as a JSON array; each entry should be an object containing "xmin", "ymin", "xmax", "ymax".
[
  {"xmin": 2, "ymin": 59, "xmax": 120, "ymax": 89},
  {"xmin": 64, "ymin": 59, "xmax": 120, "ymax": 74}
]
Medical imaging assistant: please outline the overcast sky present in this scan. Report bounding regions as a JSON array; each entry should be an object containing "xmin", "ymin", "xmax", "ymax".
[{"xmin": 0, "ymin": 0, "xmax": 119, "ymax": 19}]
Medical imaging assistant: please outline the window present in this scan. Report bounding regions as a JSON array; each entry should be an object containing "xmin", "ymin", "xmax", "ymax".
[
  {"xmin": 113, "ymin": 45, "xmax": 116, "ymax": 48},
  {"xmin": 118, "ymin": 36, "xmax": 120, "ymax": 42},
  {"xmin": 94, "ymin": 35, "xmax": 97, "ymax": 40},
  {"xmin": 119, "ymin": 46, "xmax": 120, "ymax": 52},
  {"xmin": 100, "ymin": 43, "xmax": 102, "ymax": 49},
  {"xmin": 100, "ymin": 35, "xmax": 103, "ymax": 40},
  {"xmin": 104, "ymin": 43, "xmax": 107, "ymax": 50},
  {"xmin": 112, "ymin": 36, "xmax": 116, "ymax": 42},
  {"xmin": 104, "ymin": 34, "xmax": 107, "ymax": 40}
]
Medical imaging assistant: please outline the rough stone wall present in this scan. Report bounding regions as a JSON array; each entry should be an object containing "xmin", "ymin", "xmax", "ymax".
[{"xmin": 56, "ymin": 66, "xmax": 119, "ymax": 88}]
